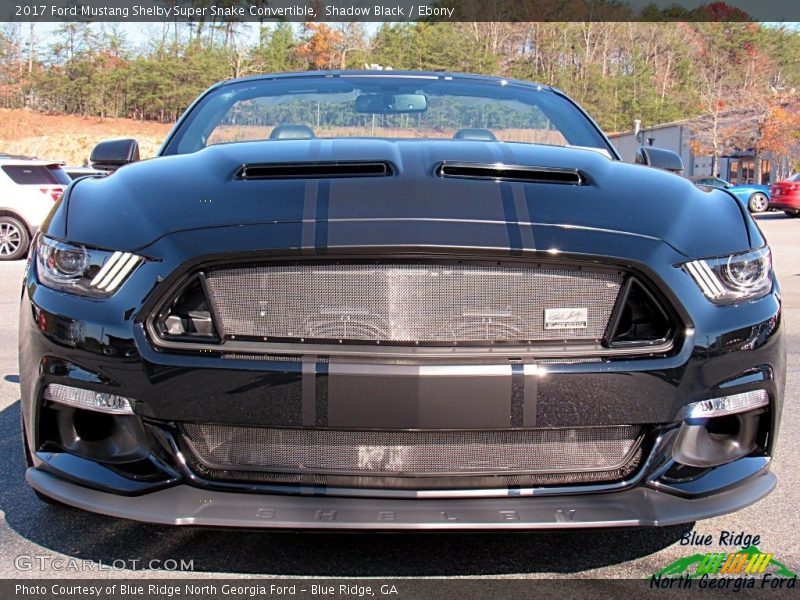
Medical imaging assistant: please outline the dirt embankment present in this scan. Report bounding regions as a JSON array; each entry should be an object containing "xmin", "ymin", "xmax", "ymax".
[{"xmin": 0, "ymin": 109, "xmax": 173, "ymax": 165}]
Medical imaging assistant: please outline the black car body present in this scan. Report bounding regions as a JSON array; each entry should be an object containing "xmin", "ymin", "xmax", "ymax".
[{"xmin": 20, "ymin": 71, "xmax": 783, "ymax": 529}]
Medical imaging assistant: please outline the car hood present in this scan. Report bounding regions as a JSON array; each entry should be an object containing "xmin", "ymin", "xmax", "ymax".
[{"xmin": 63, "ymin": 139, "xmax": 751, "ymax": 259}]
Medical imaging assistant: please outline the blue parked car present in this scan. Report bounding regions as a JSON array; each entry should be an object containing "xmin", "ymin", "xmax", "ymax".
[{"xmin": 689, "ymin": 176, "xmax": 771, "ymax": 213}]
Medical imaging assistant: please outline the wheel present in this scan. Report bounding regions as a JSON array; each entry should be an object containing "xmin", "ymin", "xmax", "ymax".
[
  {"xmin": 785, "ymin": 210, "xmax": 800, "ymax": 218},
  {"xmin": 748, "ymin": 193, "xmax": 769, "ymax": 213},
  {"xmin": 0, "ymin": 216, "xmax": 30, "ymax": 261}
]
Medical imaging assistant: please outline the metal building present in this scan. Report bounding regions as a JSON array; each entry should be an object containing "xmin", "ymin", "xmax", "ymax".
[{"xmin": 608, "ymin": 117, "xmax": 778, "ymax": 185}]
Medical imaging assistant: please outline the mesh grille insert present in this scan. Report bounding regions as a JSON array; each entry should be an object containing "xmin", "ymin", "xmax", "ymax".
[
  {"xmin": 181, "ymin": 424, "xmax": 643, "ymax": 477},
  {"xmin": 203, "ymin": 263, "xmax": 623, "ymax": 345}
]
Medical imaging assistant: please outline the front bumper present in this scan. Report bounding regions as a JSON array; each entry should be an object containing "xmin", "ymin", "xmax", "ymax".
[
  {"xmin": 769, "ymin": 192, "xmax": 800, "ymax": 211},
  {"xmin": 19, "ymin": 238, "xmax": 786, "ymax": 528},
  {"xmin": 27, "ymin": 462, "xmax": 776, "ymax": 529}
]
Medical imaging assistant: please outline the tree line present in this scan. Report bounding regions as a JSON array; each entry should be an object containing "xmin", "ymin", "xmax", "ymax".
[{"xmin": 0, "ymin": 21, "xmax": 798, "ymax": 168}]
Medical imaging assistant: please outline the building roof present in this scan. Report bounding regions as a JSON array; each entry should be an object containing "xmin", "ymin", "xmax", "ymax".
[{"xmin": 607, "ymin": 107, "xmax": 763, "ymax": 139}]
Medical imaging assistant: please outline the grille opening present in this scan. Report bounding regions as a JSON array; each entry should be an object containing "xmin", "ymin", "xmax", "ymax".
[
  {"xmin": 185, "ymin": 454, "xmax": 644, "ymax": 490},
  {"xmin": 436, "ymin": 162, "xmax": 585, "ymax": 185},
  {"xmin": 238, "ymin": 161, "xmax": 393, "ymax": 180},
  {"xmin": 180, "ymin": 424, "xmax": 643, "ymax": 477},
  {"xmin": 200, "ymin": 262, "xmax": 623, "ymax": 346},
  {"xmin": 155, "ymin": 275, "xmax": 219, "ymax": 341},
  {"xmin": 607, "ymin": 279, "xmax": 672, "ymax": 347}
]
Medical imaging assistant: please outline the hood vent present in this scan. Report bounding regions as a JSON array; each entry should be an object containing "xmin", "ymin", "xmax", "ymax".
[
  {"xmin": 436, "ymin": 162, "xmax": 586, "ymax": 185},
  {"xmin": 238, "ymin": 161, "xmax": 393, "ymax": 180}
]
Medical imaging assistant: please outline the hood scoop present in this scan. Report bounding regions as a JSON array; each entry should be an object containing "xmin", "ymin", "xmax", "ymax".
[
  {"xmin": 238, "ymin": 161, "xmax": 393, "ymax": 180},
  {"xmin": 436, "ymin": 162, "xmax": 586, "ymax": 185}
]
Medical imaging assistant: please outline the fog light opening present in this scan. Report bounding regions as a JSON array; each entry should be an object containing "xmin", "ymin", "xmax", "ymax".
[
  {"xmin": 704, "ymin": 414, "xmax": 741, "ymax": 437},
  {"xmin": 73, "ymin": 409, "xmax": 114, "ymax": 442},
  {"xmin": 42, "ymin": 404, "xmax": 151, "ymax": 464},
  {"xmin": 672, "ymin": 406, "xmax": 766, "ymax": 469}
]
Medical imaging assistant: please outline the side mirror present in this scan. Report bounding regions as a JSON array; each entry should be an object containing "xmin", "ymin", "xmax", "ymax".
[
  {"xmin": 635, "ymin": 146, "xmax": 684, "ymax": 174},
  {"xmin": 90, "ymin": 139, "xmax": 140, "ymax": 171}
]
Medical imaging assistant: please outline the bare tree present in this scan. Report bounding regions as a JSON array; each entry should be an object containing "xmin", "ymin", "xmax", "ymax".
[{"xmin": 687, "ymin": 25, "xmax": 750, "ymax": 175}]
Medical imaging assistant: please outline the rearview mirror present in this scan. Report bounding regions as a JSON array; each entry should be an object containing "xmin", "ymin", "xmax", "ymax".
[
  {"xmin": 355, "ymin": 93, "xmax": 427, "ymax": 114},
  {"xmin": 635, "ymin": 146, "xmax": 684, "ymax": 174},
  {"xmin": 90, "ymin": 139, "xmax": 140, "ymax": 172}
]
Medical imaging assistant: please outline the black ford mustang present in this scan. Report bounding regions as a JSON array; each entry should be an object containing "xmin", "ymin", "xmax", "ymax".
[{"xmin": 20, "ymin": 71, "xmax": 784, "ymax": 529}]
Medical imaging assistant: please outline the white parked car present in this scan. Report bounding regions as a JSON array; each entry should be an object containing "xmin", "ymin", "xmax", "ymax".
[{"xmin": 0, "ymin": 158, "xmax": 70, "ymax": 260}]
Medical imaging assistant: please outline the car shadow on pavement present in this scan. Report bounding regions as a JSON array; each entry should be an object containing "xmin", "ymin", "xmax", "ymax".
[
  {"xmin": 755, "ymin": 212, "xmax": 793, "ymax": 220},
  {"xmin": 0, "ymin": 400, "xmax": 690, "ymax": 576}
]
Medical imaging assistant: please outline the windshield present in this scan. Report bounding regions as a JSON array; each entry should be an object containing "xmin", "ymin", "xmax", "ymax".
[{"xmin": 162, "ymin": 74, "xmax": 614, "ymax": 157}]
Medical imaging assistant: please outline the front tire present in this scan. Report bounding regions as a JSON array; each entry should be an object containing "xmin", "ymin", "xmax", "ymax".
[
  {"xmin": 0, "ymin": 216, "xmax": 30, "ymax": 261},
  {"xmin": 748, "ymin": 193, "xmax": 769, "ymax": 213}
]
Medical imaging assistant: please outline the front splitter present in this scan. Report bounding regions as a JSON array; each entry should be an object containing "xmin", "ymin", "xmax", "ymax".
[{"xmin": 26, "ymin": 467, "xmax": 775, "ymax": 530}]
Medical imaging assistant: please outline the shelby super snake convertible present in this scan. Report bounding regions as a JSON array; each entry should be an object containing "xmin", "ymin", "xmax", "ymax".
[{"xmin": 20, "ymin": 71, "xmax": 784, "ymax": 529}]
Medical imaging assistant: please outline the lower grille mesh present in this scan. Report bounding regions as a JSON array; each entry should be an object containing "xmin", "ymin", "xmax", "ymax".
[
  {"xmin": 181, "ymin": 424, "xmax": 642, "ymax": 477},
  {"xmin": 203, "ymin": 263, "xmax": 622, "ymax": 344}
]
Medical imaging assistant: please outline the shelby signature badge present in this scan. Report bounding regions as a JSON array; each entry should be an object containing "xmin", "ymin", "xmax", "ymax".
[{"xmin": 544, "ymin": 308, "xmax": 588, "ymax": 330}]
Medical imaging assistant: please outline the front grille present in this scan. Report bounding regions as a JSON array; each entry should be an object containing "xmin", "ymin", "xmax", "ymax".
[
  {"xmin": 181, "ymin": 424, "xmax": 643, "ymax": 479},
  {"xmin": 203, "ymin": 263, "xmax": 623, "ymax": 345},
  {"xmin": 185, "ymin": 457, "xmax": 643, "ymax": 490}
]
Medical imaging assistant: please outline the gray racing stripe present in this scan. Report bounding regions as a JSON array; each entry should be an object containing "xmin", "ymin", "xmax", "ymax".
[
  {"xmin": 314, "ymin": 179, "xmax": 331, "ymax": 253},
  {"xmin": 500, "ymin": 182, "xmax": 523, "ymax": 255},
  {"xmin": 301, "ymin": 355, "xmax": 330, "ymax": 428},
  {"xmin": 315, "ymin": 361, "xmax": 329, "ymax": 427},
  {"xmin": 300, "ymin": 140, "xmax": 323, "ymax": 254},
  {"xmin": 510, "ymin": 360, "xmax": 525, "ymax": 428},
  {"xmin": 301, "ymin": 180, "xmax": 320, "ymax": 254},
  {"xmin": 314, "ymin": 140, "xmax": 334, "ymax": 254},
  {"xmin": 485, "ymin": 143, "xmax": 518, "ymax": 254},
  {"xmin": 494, "ymin": 142, "xmax": 535, "ymax": 251},
  {"xmin": 523, "ymin": 364, "xmax": 539, "ymax": 427},
  {"xmin": 513, "ymin": 182, "xmax": 536, "ymax": 250},
  {"xmin": 301, "ymin": 357, "xmax": 317, "ymax": 426}
]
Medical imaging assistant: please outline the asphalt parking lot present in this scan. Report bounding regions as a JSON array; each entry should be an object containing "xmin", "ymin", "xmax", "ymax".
[{"xmin": 0, "ymin": 212, "xmax": 798, "ymax": 580}]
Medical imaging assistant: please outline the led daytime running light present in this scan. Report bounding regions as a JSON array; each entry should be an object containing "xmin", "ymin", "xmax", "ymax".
[
  {"xmin": 43, "ymin": 383, "xmax": 134, "ymax": 415},
  {"xmin": 677, "ymin": 389, "xmax": 768, "ymax": 420}
]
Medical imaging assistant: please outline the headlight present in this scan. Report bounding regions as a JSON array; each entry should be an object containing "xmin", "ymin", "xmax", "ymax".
[
  {"xmin": 35, "ymin": 235, "xmax": 143, "ymax": 297},
  {"xmin": 683, "ymin": 247, "xmax": 772, "ymax": 305}
]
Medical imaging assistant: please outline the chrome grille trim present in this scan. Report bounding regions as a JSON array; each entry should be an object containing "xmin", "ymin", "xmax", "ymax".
[
  {"xmin": 181, "ymin": 424, "xmax": 644, "ymax": 478},
  {"xmin": 146, "ymin": 331, "xmax": 676, "ymax": 359},
  {"xmin": 203, "ymin": 262, "xmax": 623, "ymax": 346}
]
